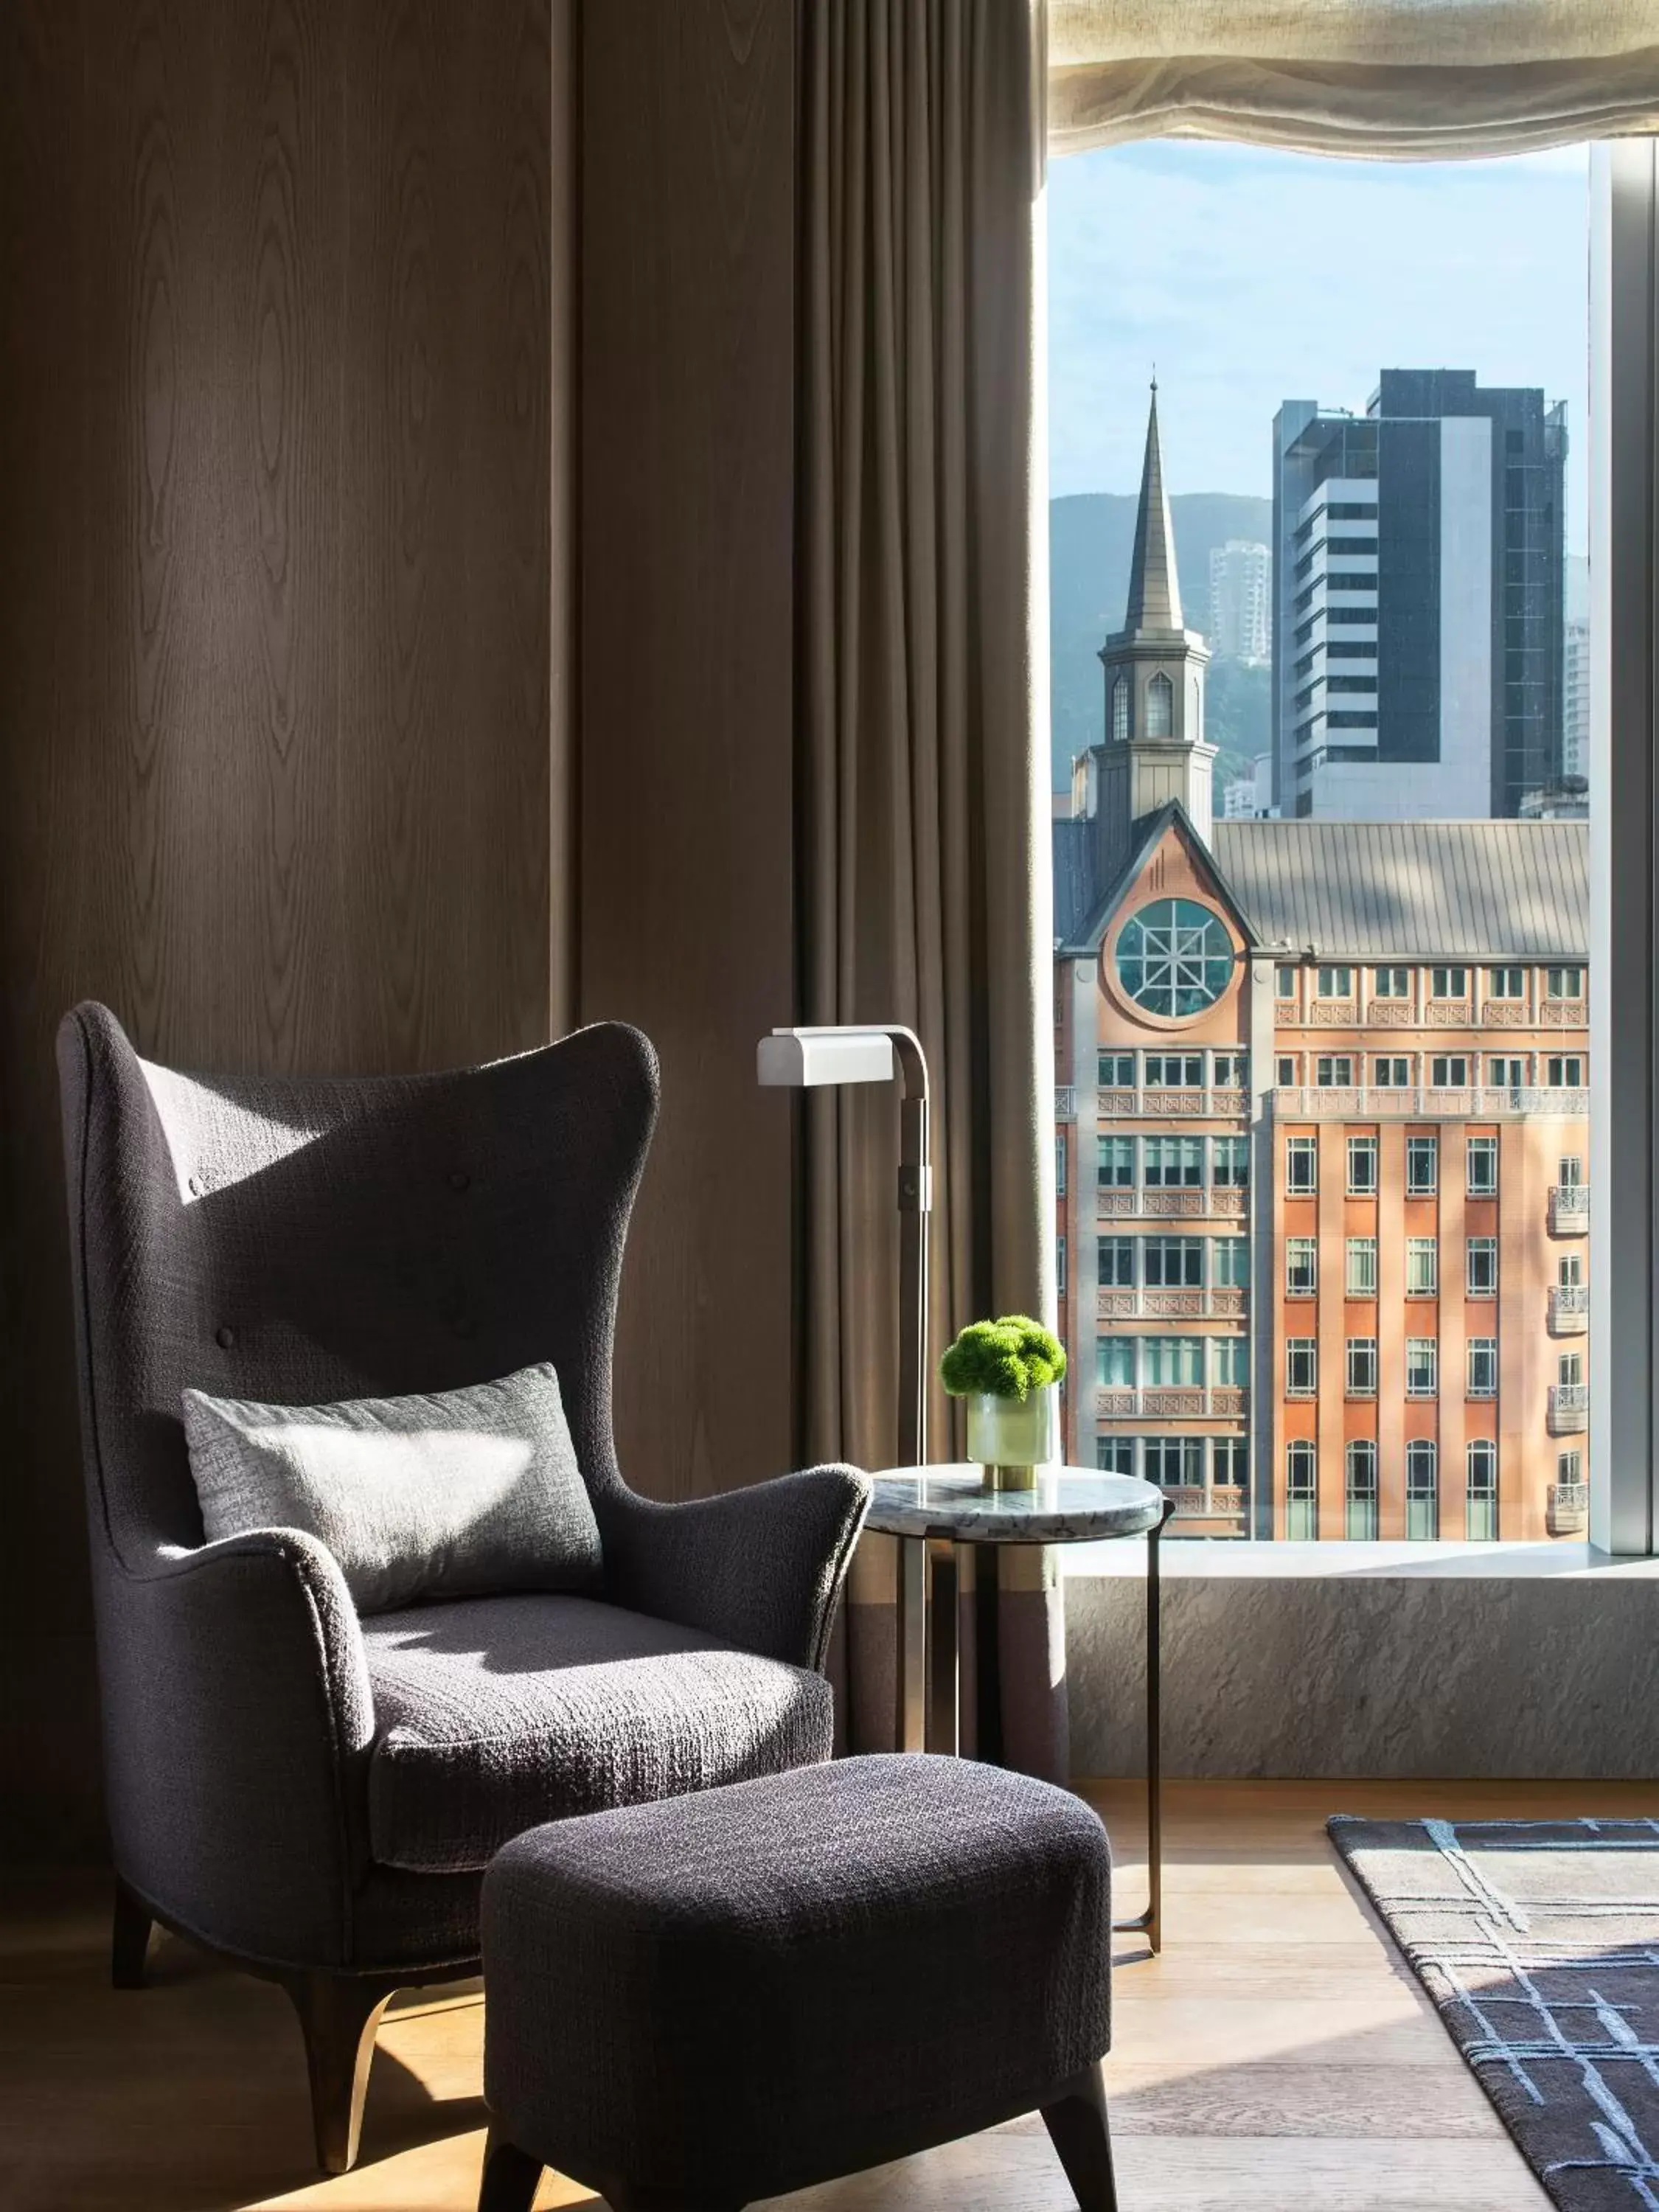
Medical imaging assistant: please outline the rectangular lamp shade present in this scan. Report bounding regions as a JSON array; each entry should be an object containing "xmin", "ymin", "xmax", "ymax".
[{"xmin": 757, "ymin": 1027, "xmax": 897, "ymax": 1088}]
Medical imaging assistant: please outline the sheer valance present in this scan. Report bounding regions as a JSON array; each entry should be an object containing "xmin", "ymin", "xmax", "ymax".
[{"xmin": 1050, "ymin": 1, "xmax": 1659, "ymax": 160}]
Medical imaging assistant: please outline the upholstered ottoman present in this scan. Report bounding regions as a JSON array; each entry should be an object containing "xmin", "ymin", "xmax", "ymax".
[{"xmin": 476, "ymin": 1753, "xmax": 1116, "ymax": 2212}]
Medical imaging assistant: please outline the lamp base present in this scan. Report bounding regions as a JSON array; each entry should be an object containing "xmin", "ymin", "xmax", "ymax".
[{"xmin": 981, "ymin": 1463, "xmax": 1038, "ymax": 1495}]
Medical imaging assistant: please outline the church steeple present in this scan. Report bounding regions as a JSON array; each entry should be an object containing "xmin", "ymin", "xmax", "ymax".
[{"xmin": 1124, "ymin": 378, "xmax": 1183, "ymax": 632}]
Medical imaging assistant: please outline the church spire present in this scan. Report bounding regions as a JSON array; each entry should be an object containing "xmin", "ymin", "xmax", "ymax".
[{"xmin": 1124, "ymin": 378, "xmax": 1183, "ymax": 632}]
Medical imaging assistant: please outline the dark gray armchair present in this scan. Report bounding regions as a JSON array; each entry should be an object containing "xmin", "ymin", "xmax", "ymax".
[{"xmin": 56, "ymin": 1004, "xmax": 869, "ymax": 2173}]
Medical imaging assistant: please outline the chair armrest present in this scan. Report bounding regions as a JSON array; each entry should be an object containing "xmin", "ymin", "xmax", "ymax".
[
  {"xmin": 598, "ymin": 1466, "xmax": 871, "ymax": 1672},
  {"xmin": 98, "ymin": 1527, "xmax": 377, "ymax": 1970}
]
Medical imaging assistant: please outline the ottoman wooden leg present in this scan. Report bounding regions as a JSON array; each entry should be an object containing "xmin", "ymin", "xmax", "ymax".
[
  {"xmin": 1040, "ymin": 2059, "xmax": 1119, "ymax": 2212},
  {"xmin": 478, "ymin": 2124, "xmax": 543, "ymax": 2212}
]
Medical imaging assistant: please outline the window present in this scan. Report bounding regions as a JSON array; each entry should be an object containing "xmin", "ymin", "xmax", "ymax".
[
  {"xmin": 1211, "ymin": 1436, "xmax": 1247, "ymax": 1488},
  {"xmin": 1115, "ymin": 898, "xmax": 1234, "ymax": 1018},
  {"xmin": 1430, "ymin": 966, "xmax": 1468, "ymax": 999},
  {"xmin": 1372, "ymin": 967, "xmax": 1411, "ymax": 999},
  {"xmin": 1096, "ymin": 1337, "xmax": 1134, "ymax": 1388},
  {"xmin": 1111, "ymin": 674, "xmax": 1130, "ymax": 744},
  {"xmin": 1467, "ymin": 1137, "xmax": 1498, "ymax": 1196},
  {"xmin": 1098, "ymin": 1235, "xmax": 1134, "ymax": 1287},
  {"xmin": 1144, "ymin": 1434, "xmax": 1203, "ymax": 1487},
  {"xmin": 1212, "ymin": 1237, "xmax": 1249, "ymax": 1287},
  {"xmin": 1558, "ymin": 1153, "xmax": 1585, "ymax": 1189},
  {"xmin": 1211, "ymin": 1338, "xmax": 1248, "ymax": 1387},
  {"xmin": 1545, "ymin": 965, "xmax": 1584, "ymax": 1000},
  {"xmin": 1373, "ymin": 1056, "xmax": 1411, "ymax": 1088},
  {"xmin": 1467, "ymin": 1238, "xmax": 1498, "ymax": 1296},
  {"xmin": 1143, "ymin": 1236, "xmax": 1203, "ymax": 1287},
  {"xmin": 1096, "ymin": 1436, "xmax": 1133, "ymax": 1475},
  {"xmin": 1144, "ymin": 1136, "xmax": 1203, "ymax": 1187},
  {"xmin": 1145, "ymin": 670, "xmax": 1174, "ymax": 737},
  {"xmin": 1285, "ymin": 1135, "xmax": 1317, "ymax": 1194},
  {"xmin": 1286, "ymin": 1441, "xmax": 1318, "ymax": 1539},
  {"xmin": 1430, "ymin": 1055, "xmax": 1470, "ymax": 1087},
  {"xmin": 1317, "ymin": 964, "xmax": 1354, "ymax": 998},
  {"xmin": 1406, "ymin": 1134, "xmax": 1438, "ymax": 1194},
  {"xmin": 1406, "ymin": 1338, "xmax": 1438, "ymax": 1397},
  {"xmin": 1055, "ymin": 1135, "xmax": 1066, "ymax": 1196},
  {"xmin": 1286, "ymin": 1339, "xmax": 1318, "ymax": 1397},
  {"xmin": 1098, "ymin": 1135, "xmax": 1134, "ymax": 1188},
  {"xmin": 1558, "ymin": 1350, "xmax": 1583, "ymax": 1388},
  {"xmin": 1468, "ymin": 1338, "xmax": 1498, "ymax": 1397},
  {"xmin": 1346, "ymin": 1338, "xmax": 1377, "ymax": 1397},
  {"xmin": 1406, "ymin": 1440, "xmax": 1439, "ymax": 1540},
  {"xmin": 1212, "ymin": 1051, "xmax": 1248, "ymax": 1089},
  {"xmin": 1143, "ymin": 1336, "xmax": 1205, "ymax": 1386},
  {"xmin": 1144, "ymin": 1053, "xmax": 1203, "ymax": 1088},
  {"xmin": 1347, "ymin": 1135, "xmax": 1378, "ymax": 1194},
  {"xmin": 1286, "ymin": 1238, "xmax": 1317, "ymax": 1295},
  {"xmin": 1345, "ymin": 1439, "xmax": 1378, "ymax": 1540},
  {"xmin": 1098, "ymin": 1051, "xmax": 1135, "ymax": 1087},
  {"xmin": 1467, "ymin": 1440, "xmax": 1498, "ymax": 1542},
  {"xmin": 1276, "ymin": 966, "xmax": 1298, "ymax": 1001},
  {"xmin": 1488, "ymin": 1056, "xmax": 1525, "ymax": 1091},
  {"xmin": 1276, "ymin": 1054, "xmax": 1297, "ymax": 1086},
  {"xmin": 1559, "ymin": 1253, "xmax": 1584, "ymax": 1288},
  {"xmin": 1405, "ymin": 1237, "xmax": 1437, "ymax": 1295},
  {"xmin": 1057, "ymin": 1234, "xmax": 1067, "ymax": 1285},
  {"xmin": 1486, "ymin": 967, "xmax": 1525, "ymax": 1000},
  {"xmin": 1546, "ymin": 1055, "xmax": 1585, "ymax": 1087},
  {"xmin": 1211, "ymin": 1136, "xmax": 1249, "ymax": 1188},
  {"xmin": 1315, "ymin": 1055, "xmax": 1354, "ymax": 1087},
  {"xmin": 1557, "ymin": 1448, "xmax": 1583, "ymax": 1487},
  {"xmin": 1346, "ymin": 1237, "xmax": 1377, "ymax": 1296}
]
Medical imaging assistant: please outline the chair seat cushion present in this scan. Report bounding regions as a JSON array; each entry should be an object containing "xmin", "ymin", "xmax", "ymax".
[
  {"xmin": 362, "ymin": 1594, "xmax": 833, "ymax": 1873},
  {"xmin": 481, "ymin": 1754, "xmax": 1112, "ymax": 2205}
]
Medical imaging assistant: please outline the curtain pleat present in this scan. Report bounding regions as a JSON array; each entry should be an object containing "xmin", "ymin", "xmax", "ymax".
[
  {"xmin": 799, "ymin": 0, "xmax": 1063, "ymax": 1776},
  {"xmin": 1049, "ymin": 1, "xmax": 1659, "ymax": 160}
]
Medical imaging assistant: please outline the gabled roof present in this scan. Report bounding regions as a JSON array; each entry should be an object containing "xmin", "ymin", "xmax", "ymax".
[{"xmin": 1057, "ymin": 799, "xmax": 1262, "ymax": 957}]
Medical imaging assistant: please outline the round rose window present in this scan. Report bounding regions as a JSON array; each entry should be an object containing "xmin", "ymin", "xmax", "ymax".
[{"xmin": 1115, "ymin": 898, "xmax": 1234, "ymax": 1018}]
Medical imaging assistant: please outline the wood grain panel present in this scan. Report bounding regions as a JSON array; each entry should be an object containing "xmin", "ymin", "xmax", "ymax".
[
  {"xmin": 580, "ymin": 0, "xmax": 799, "ymax": 1500},
  {"xmin": 0, "ymin": 0, "xmax": 560, "ymax": 1857}
]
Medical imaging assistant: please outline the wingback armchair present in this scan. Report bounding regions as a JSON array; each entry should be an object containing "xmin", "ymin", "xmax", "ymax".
[{"xmin": 57, "ymin": 1004, "xmax": 869, "ymax": 2173}]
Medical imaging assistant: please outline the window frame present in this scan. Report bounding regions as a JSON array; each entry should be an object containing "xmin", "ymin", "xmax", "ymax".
[
  {"xmin": 1467, "ymin": 1135, "xmax": 1499, "ymax": 1196},
  {"xmin": 1346, "ymin": 1337, "xmax": 1377, "ymax": 1398},
  {"xmin": 1468, "ymin": 1338, "xmax": 1499, "ymax": 1398},
  {"xmin": 1285, "ymin": 1237, "xmax": 1318, "ymax": 1297},
  {"xmin": 1346, "ymin": 1134, "xmax": 1378, "ymax": 1194},
  {"xmin": 1405, "ymin": 1237, "xmax": 1438, "ymax": 1297},
  {"xmin": 1345, "ymin": 1236, "xmax": 1377, "ymax": 1298},
  {"xmin": 1405, "ymin": 1133, "xmax": 1438, "ymax": 1195},
  {"xmin": 1285, "ymin": 1337, "xmax": 1318, "ymax": 1397}
]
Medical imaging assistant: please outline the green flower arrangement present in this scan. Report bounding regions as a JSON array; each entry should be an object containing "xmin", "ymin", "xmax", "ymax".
[{"xmin": 939, "ymin": 1315, "xmax": 1067, "ymax": 1402}]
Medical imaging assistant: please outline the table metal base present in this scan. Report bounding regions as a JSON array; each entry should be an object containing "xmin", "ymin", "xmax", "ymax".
[{"xmin": 896, "ymin": 1506, "xmax": 1169, "ymax": 1952}]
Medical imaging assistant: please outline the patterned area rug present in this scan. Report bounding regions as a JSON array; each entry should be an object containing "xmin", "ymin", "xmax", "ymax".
[{"xmin": 1331, "ymin": 1817, "xmax": 1659, "ymax": 2210}]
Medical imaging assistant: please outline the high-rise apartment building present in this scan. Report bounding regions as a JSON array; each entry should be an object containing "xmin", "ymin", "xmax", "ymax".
[
  {"xmin": 1208, "ymin": 539, "xmax": 1272, "ymax": 664},
  {"xmin": 1055, "ymin": 388, "xmax": 1590, "ymax": 1543},
  {"xmin": 1562, "ymin": 614, "xmax": 1590, "ymax": 783},
  {"xmin": 1271, "ymin": 370, "xmax": 1566, "ymax": 822}
]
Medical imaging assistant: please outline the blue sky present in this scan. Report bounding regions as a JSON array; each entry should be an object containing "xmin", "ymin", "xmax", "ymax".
[{"xmin": 1048, "ymin": 141, "xmax": 1590, "ymax": 554}]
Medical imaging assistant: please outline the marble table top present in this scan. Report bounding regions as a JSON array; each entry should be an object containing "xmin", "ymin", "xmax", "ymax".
[{"xmin": 865, "ymin": 1464, "xmax": 1165, "ymax": 1544}]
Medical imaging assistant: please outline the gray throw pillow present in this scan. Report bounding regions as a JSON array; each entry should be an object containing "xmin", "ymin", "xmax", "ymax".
[{"xmin": 181, "ymin": 1362, "xmax": 602, "ymax": 1613}]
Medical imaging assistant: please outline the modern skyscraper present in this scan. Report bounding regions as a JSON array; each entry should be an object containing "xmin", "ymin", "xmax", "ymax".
[
  {"xmin": 1208, "ymin": 540, "xmax": 1272, "ymax": 664},
  {"xmin": 1562, "ymin": 614, "xmax": 1590, "ymax": 784},
  {"xmin": 1271, "ymin": 370, "xmax": 1566, "ymax": 823}
]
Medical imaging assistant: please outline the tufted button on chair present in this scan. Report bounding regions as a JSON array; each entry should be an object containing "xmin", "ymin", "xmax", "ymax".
[{"xmin": 56, "ymin": 1004, "xmax": 869, "ymax": 2175}]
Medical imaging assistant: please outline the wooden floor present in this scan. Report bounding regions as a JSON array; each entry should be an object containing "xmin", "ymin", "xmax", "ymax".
[{"xmin": 7, "ymin": 1780, "xmax": 1655, "ymax": 2212}]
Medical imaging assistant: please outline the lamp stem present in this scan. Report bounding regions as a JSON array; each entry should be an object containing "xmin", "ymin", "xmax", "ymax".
[{"xmin": 889, "ymin": 1032, "xmax": 931, "ymax": 1470}]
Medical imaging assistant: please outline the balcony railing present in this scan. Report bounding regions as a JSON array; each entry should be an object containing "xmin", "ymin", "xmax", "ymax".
[
  {"xmin": 1098, "ymin": 1186, "xmax": 1248, "ymax": 1220},
  {"xmin": 1547, "ymin": 1481, "xmax": 1589, "ymax": 1537},
  {"xmin": 1547, "ymin": 1382, "xmax": 1589, "ymax": 1434},
  {"xmin": 1273, "ymin": 1085, "xmax": 1588, "ymax": 1121},
  {"xmin": 1096, "ymin": 1086, "xmax": 1248, "ymax": 1119},
  {"xmin": 1540, "ymin": 998, "xmax": 1587, "ymax": 1026},
  {"xmin": 1097, "ymin": 1287, "xmax": 1248, "ymax": 1321},
  {"xmin": 1160, "ymin": 1484, "xmax": 1248, "ymax": 1533},
  {"xmin": 1054, "ymin": 1087, "xmax": 1075, "ymax": 1121},
  {"xmin": 1548, "ymin": 1284, "xmax": 1589, "ymax": 1335},
  {"xmin": 1096, "ymin": 1385, "xmax": 1249, "ymax": 1420},
  {"xmin": 1548, "ymin": 1184, "xmax": 1590, "ymax": 1234}
]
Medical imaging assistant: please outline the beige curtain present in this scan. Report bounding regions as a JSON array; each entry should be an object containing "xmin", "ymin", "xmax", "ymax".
[
  {"xmin": 799, "ymin": 0, "xmax": 1065, "ymax": 1775},
  {"xmin": 1051, "ymin": 1, "xmax": 1659, "ymax": 160}
]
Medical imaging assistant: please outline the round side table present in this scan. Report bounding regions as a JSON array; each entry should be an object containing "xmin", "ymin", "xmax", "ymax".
[{"xmin": 866, "ymin": 1463, "xmax": 1172, "ymax": 1951}]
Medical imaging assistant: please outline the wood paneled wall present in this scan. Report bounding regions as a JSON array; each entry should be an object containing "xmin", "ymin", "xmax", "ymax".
[
  {"xmin": 0, "ymin": 0, "xmax": 566, "ymax": 1857},
  {"xmin": 580, "ymin": 1, "xmax": 800, "ymax": 1500}
]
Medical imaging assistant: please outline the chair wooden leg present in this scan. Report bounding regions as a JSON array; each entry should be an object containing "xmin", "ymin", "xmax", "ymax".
[
  {"xmin": 478, "ymin": 2124, "xmax": 543, "ymax": 2212},
  {"xmin": 111, "ymin": 1879, "xmax": 154, "ymax": 1989},
  {"xmin": 279, "ymin": 1969, "xmax": 398, "ymax": 2175},
  {"xmin": 1040, "ymin": 2059, "xmax": 1120, "ymax": 2212}
]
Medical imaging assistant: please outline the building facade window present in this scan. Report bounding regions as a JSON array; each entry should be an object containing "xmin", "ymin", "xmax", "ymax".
[
  {"xmin": 1056, "ymin": 1135, "xmax": 1067, "ymax": 1196},
  {"xmin": 1406, "ymin": 1440, "xmax": 1439, "ymax": 1539},
  {"xmin": 1467, "ymin": 1238, "xmax": 1498, "ymax": 1295},
  {"xmin": 1099, "ymin": 1051, "xmax": 1135, "ymax": 1086},
  {"xmin": 1144, "ymin": 1236, "xmax": 1203, "ymax": 1287},
  {"xmin": 1286, "ymin": 1338, "xmax": 1318, "ymax": 1396},
  {"xmin": 1143, "ymin": 1336, "xmax": 1206, "ymax": 1386},
  {"xmin": 1213, "ymin": 1237, "xmax": 1250, "ymax": 1287},
  {"xmin": 1111, "ymin": 675, "xmax": 1130, "ymax": 744},
  {"xmin": 1468, "ymin": 1338, "xmax": 1498, "ymax": 1397},
  {"xmin": 1285, "ymin": 1135, "xmax": 1317, "ymax": 1194},
  {"xmin": 1347, "ymin": 1135, "xmax": 1379, "ymax": 1194},
  {"xmin": 1144, "ymin": 1434, "xmax": 1203, "ymax": 1486},
  {"xmin": 1372, "ymin": 967, "xmax": 1411, "ymax": 999},
  {"xmin": 1099, "ymin": 1235, "xmax": 1134, "ymax": 1286},
  {"xmin": 1557, "ymin": 1448, "xmax": 1583, "ymax": 1487},
  {"xmin": 1559, "ymin": 1153, "xmax": 1585, "ymax": 1189},
  {"xmin": 1346, "ymin": 1338, "xmax": 1377, "ymax": 1397},
  {"xmin": 1276, "ymin": 966, "xmax": 1298, "ymax": 1000},
  {"xmin": 1430, "ymin": 966, "xmax": 1469, "ymax": 999},
  {"xmin": 1211, "ymin": 1436, "xmax": 1246, "ymax": 1489},
  {"xmin": 1212, "ymin": 1051, "xmax": 1248, "ymax": 1088},
  {"xmin": 1098, "ymin": 1135, "xmax": 1134, "ymax": 1187},
  {"xmin": 1489, "ymin": 1055, "xmax": 1525, "ymax": 1091},
  {"xmin": 1430, "ymin": 1054, "xmax": 1470, "ymax": 1086},
  {"xmin": 1486, "ymin": 966, "xmax": 1525, "ymax": 999},
  {"xmin": 1286, "ymin": 1441, "xmax": 1318, "ymax": 1539},
  {"xmin": 1346, "ymin": 1440, "xmax": 1379, "ymax": 1540},
  {"xmin": 1145, "ymin": 1053, "xmax": 1203, "ymax": 1087},
  {"xmin": 1057, "ymin": 1234, "xmax": 1067, "ymax": 1286},
  {"xmin": 1096, "ymin": 1338, "xmax": 1134, "ymax": 1387},
  {"xmin": 1406, "ymin": 1134, "xmax": 1439, "ymax": 1194},
  {"xmin": 1116, "ymin": 898, "xmax": 1234, "ymax": 1018},
  {"xmin": 1144, "ymin": 1136, "xmax": 1203, "ymax": 1187},
  {"xmin": 1346, "ymin": 1237, "xmax": 1377, "ymax": 1295},
  {"xmin": 1096, "ymin": 1437, "xmax": 1133, "ymax": 1475},
  {"xmin": 1406, "ymin": 1237, "xmax": 1438, "ymax": 1295},
  {"xmin": 1406, "ymin": 1338, "xmax": 1439, "ymax": 1397},
  {"xmin": 1467, "ymin": 1136, "xmax": 1499, "ymax": 1195},
  {"xmin": 1286, "ymin": 1238, "xmax": 1318, "ymax": 1295},
  {"xmin": 1559, "ymin": 1350, "xmax": 1583, "ymax": 1388},
  {"xmin": 1212, "ymin": 1338, "xmax": 1248, "ymax": 1387},
  {"xmin": 1276, "ymin": 1054, "xmax": 1297, "ymax": 1085},
  {"xmin": 1546, "ymin": 1054, "xmax": 1585, "ymax": 1086},
  {"xmin": 1374, "ymin": 1055, "xmax": 1410, "ymax": 1087},
  {"xmin": 1315, "ymin": 1055, "xmax": 1354, "ymax": 1086},
  {"xmin": 1545, "ymin": 965, "xmax": 1584, "ymax": 999},
  {"xmin": 1317, "ymin": 964, "xmax": 1354, "ymax": 998},
  {"xmin": 1145, "ymin": 671, "xmax": 1174, "ymax": 737},
  {"xmin": 1467, "ymin": 1439, "xmax": 1498, "ymax": 1540},
  {"xmin": 1212, "ymin": 1136, "xmax": 1249, "ymax": 1187}
]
